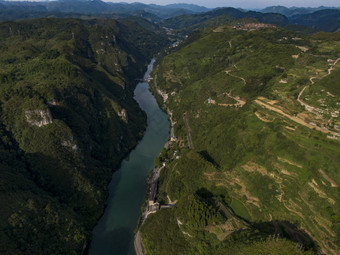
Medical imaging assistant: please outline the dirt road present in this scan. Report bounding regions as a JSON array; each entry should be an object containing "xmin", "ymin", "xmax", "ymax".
[
  {"xmin": 134, "ymin": 231, "xmax": 143, "ymax": 255},
  {"xmin": 225, "ymin": 70, "xmax": 246, "ymax": 85},
  {"xmin": 297, "ymin": 57, "xmax": 340, "ymax": 113},
  {"xmin": 254, "ymin": 99, "xmax": 339, "ymax": 136}
]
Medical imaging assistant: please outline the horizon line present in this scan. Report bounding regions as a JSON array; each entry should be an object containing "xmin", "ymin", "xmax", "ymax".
[{"xmin": 1, "ymin": 0, "xmax": 340, "ymax": 9}]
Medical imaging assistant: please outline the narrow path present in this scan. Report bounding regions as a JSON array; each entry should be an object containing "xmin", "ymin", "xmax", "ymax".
[
  {"xmin": 297, "ymin": 58, "xmax": 340, "ymax": 113},
  {"xmin": 309, "ymin": 77, "xmax": 316, "ymax": 85},
  {"xmin": 297, "ymin": 86, "xmax": 316, "ymax": 112},
  {"xmin": 225, "ymin": 70, "xmax": 246, "ymax": 86},
  {"xmin": 217, "ymin": 92, "xmax": 246, "ymax": 108},
  {"xmin": 133, "ymin": 166, "xmax": 163, "ymax": 255},
  {"xmin": 183, "ymin": 113, "xmax": 194, "ymax": 149},
  {"xmin": 327, "ymin": 58, "xmax": 340, "ymax": 75},
  {"xmin": 134, "ymin": 231, "xmax": 143, "ymax": 255},
  {"xmin": 167, "ymin": 195, "xmax": 172, "ymax": 204}
]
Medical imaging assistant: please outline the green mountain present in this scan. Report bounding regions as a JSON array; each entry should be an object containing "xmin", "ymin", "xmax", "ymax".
[
  {"xmin": 161, "ymin": 7, "xmax": 289, "ymax": 35},
  {"xmin": 47, "ymin": 0, "xmax": 111, "ymax": 14},
  {"xmin": 0, "ymin": 0, "xmax": 209, "ymax": 21},
  {"xmin": 290, "ymin": 9, "xmax": 340, "ymax": 32},
  {"xmin": 260, "ymin": 7, "xmax": 340, "ymax": 32},
  {"xmin": 0, "ymin": 17, "xmax": 168, "ymax": 254},
  {"xmin": 1, "ymin": 3, "xmax": 340, "ymax": 254},
  {"xmin": 1, "ymin": 1, "xmax": 339, "ymax": 33},
  {"xmin": 163, "ymin": 3, "xmax": 210, "ymax": 13},
  {"xmin": 260, "ymin": 6, "xmax": 340, "ymax": 17},
  {"xmin": 141, "ymin": 24, "xmax": 340, "ymax": 255}
]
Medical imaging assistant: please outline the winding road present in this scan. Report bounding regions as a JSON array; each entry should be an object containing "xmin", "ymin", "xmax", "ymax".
[
  {"xmin": 297, "ymin": 57, "xmax": 340, "ymax": 113},
  {"xmin": 225, "ymin": 69, "xmax": 246, "ymax": 86},
  {"xmin": 254, "ymin": 98, "xmax": 339, "ymax": 136}
]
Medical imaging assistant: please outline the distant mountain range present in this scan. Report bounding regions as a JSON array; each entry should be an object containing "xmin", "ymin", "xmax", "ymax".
[
  {"xmin": 260, "ymin": 6, "xmax": 340, "ymax": 32},
  {"xmin": 260, "ymin": 5, "xmax": 340, "ymax": 17},
  {"xmin": 0, "ymin": 1, "xmax": 339, "ymax": 32},
  {"xmin": 0, "ymin": 1, "xmax": 339, "ymax": 254},
  {"xmin": 290, "ymin": 9, "xmax": 340, "ymax": 32},
  {"xmin": 160, "ymin": 7, "xmax": 289, "ymax": 34},
  {"xmin": 0, "ymin": 0, "xmax": 210, "ymax": 19}
]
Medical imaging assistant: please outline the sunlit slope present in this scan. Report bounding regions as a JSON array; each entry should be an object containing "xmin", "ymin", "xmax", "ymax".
[{"xmin": 141, "ymin": 25, "xmax": 340, "ymax": 254}]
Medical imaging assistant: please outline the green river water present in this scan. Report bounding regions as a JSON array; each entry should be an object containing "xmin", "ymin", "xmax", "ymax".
[{"xmin": 89, "ymin": 59, "xmax": 169, "ymax": 255}]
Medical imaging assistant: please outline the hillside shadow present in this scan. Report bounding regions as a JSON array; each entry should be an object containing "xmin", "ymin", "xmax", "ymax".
[
  {"xmin": 252, "ymin": 220, "xmax": 316, "ymax": 251},
  {"xmin": 198, "ymin": 150, "xmax": 220, "ymax": 169}
]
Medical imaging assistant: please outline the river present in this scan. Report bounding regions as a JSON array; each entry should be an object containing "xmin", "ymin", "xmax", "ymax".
[{"xmin": 88, "ymin": 59, "xmax": 169, "ymax": 255}]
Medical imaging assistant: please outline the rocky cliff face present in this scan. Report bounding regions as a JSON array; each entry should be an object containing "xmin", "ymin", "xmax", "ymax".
[
  {"xmin": 0, "ymin": 18, "xmax": 169, "ymax": 254},
  {"xmin": 25, "ymin": 109, "xmax": 53, "ymax": 127}
]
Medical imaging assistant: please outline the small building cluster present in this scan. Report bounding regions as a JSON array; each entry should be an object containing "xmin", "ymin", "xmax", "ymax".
[
  {"xmin": 233, "ymin": 23, "xmax": 276, "ymax": 31},
  {"xmin": 207, "ymin": 97, "xmax": 216, "ymax": 104}
]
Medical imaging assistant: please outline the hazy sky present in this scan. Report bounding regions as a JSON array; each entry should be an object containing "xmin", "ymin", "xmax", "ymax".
[{"xmin": 5, "ymin": 0, "xmax": 340, "ymax": 9}]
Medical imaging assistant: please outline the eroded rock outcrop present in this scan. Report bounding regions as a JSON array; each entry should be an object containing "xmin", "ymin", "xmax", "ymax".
[
  {"xmin": 25, "ymin": 109, "xmax": 53, "ymax": 127},
  {"xmin": 118, "ymin": 109, "xmax": 128, "ymax": 123}
]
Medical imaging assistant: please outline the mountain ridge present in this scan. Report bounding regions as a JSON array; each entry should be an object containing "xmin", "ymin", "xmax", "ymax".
[
  {"xmin": 0, "ymin": 17, "xmax": 169, "ymax": 254},
  {"xmin": 261, "ymin": 5, "xmax": 340, "ymax": 17}
]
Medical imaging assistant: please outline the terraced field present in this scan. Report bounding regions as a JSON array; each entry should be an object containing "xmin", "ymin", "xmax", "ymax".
[{"xmin": 140, "ymin": 25, "xmax": 340, "ymax": 254}]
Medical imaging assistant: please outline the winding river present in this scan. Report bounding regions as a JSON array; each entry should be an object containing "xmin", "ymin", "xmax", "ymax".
[{"xmin": 88, "ymin": 59, "xmax": 169, "ymax": 255}]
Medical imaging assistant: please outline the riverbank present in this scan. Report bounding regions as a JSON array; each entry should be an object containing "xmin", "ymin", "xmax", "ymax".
[
  {"xmin": 133, "ymin": 64, "xmax": 182, "ymax": 254},
  {"xmin": 88, "ymin": 60, "xmax": 169, "ymax": 255}
]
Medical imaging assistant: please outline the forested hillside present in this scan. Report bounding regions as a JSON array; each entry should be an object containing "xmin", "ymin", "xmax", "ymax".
[
  {"xmin": 0, "ymin": 0, "xmax": 208, "ymax": 22},
  {"xmin": 0, "ymin": 1, "xmax": 339, "ymax": 33},
  {"xmin": 1, "ymin": 2, "xmax": 339, "ymax": 254},
  {"xmin": 0, "ymin": 18, "xmax": 168, "ymax": 254},
  {"xmin": 260, "ymin": 6, "xmax": 339, "ymax": 17},
  {"xmin": 142, "ymin": 24, "xmax": 340, "ymax": 254},
  {"xmin": 290, "ymin": 9, "xmax": 340, "ymax": 32},
  {"xmin": 161, "ymin": 7, "xmax": 288, "ymax": 35}
]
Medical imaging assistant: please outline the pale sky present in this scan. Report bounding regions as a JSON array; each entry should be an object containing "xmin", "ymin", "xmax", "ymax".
[{"xmin": 4, "ymin": 0, "xmax": 340, "ymax": 9}]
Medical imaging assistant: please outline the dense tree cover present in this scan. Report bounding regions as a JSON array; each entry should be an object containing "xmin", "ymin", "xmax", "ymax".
[
  {"xmin": 141, "ymin": 208, "xmax": 315, "ymax": 255},
  {"xmin": 0, "ymin": 17, "xmax": 168, "ymax": 254},
  {"xmin": 176, "ymin": 194, "xmax": 219, "ymax": 228},
  {"xmin": 143, "ymin": 24, "xmax": 340, "ymax": 254}
]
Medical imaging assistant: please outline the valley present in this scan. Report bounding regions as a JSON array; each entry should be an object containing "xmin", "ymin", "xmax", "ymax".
[
  {"xmin": 0, "ymin": 1, "xmax": 339, "ymax": 255},
  {"xmin": 89, "ymin": 60, "xmax": 169, "ymax": 255},
  {"xmin": 0, "ymin": 17, "xmax": 168, "ymax": 254}
]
